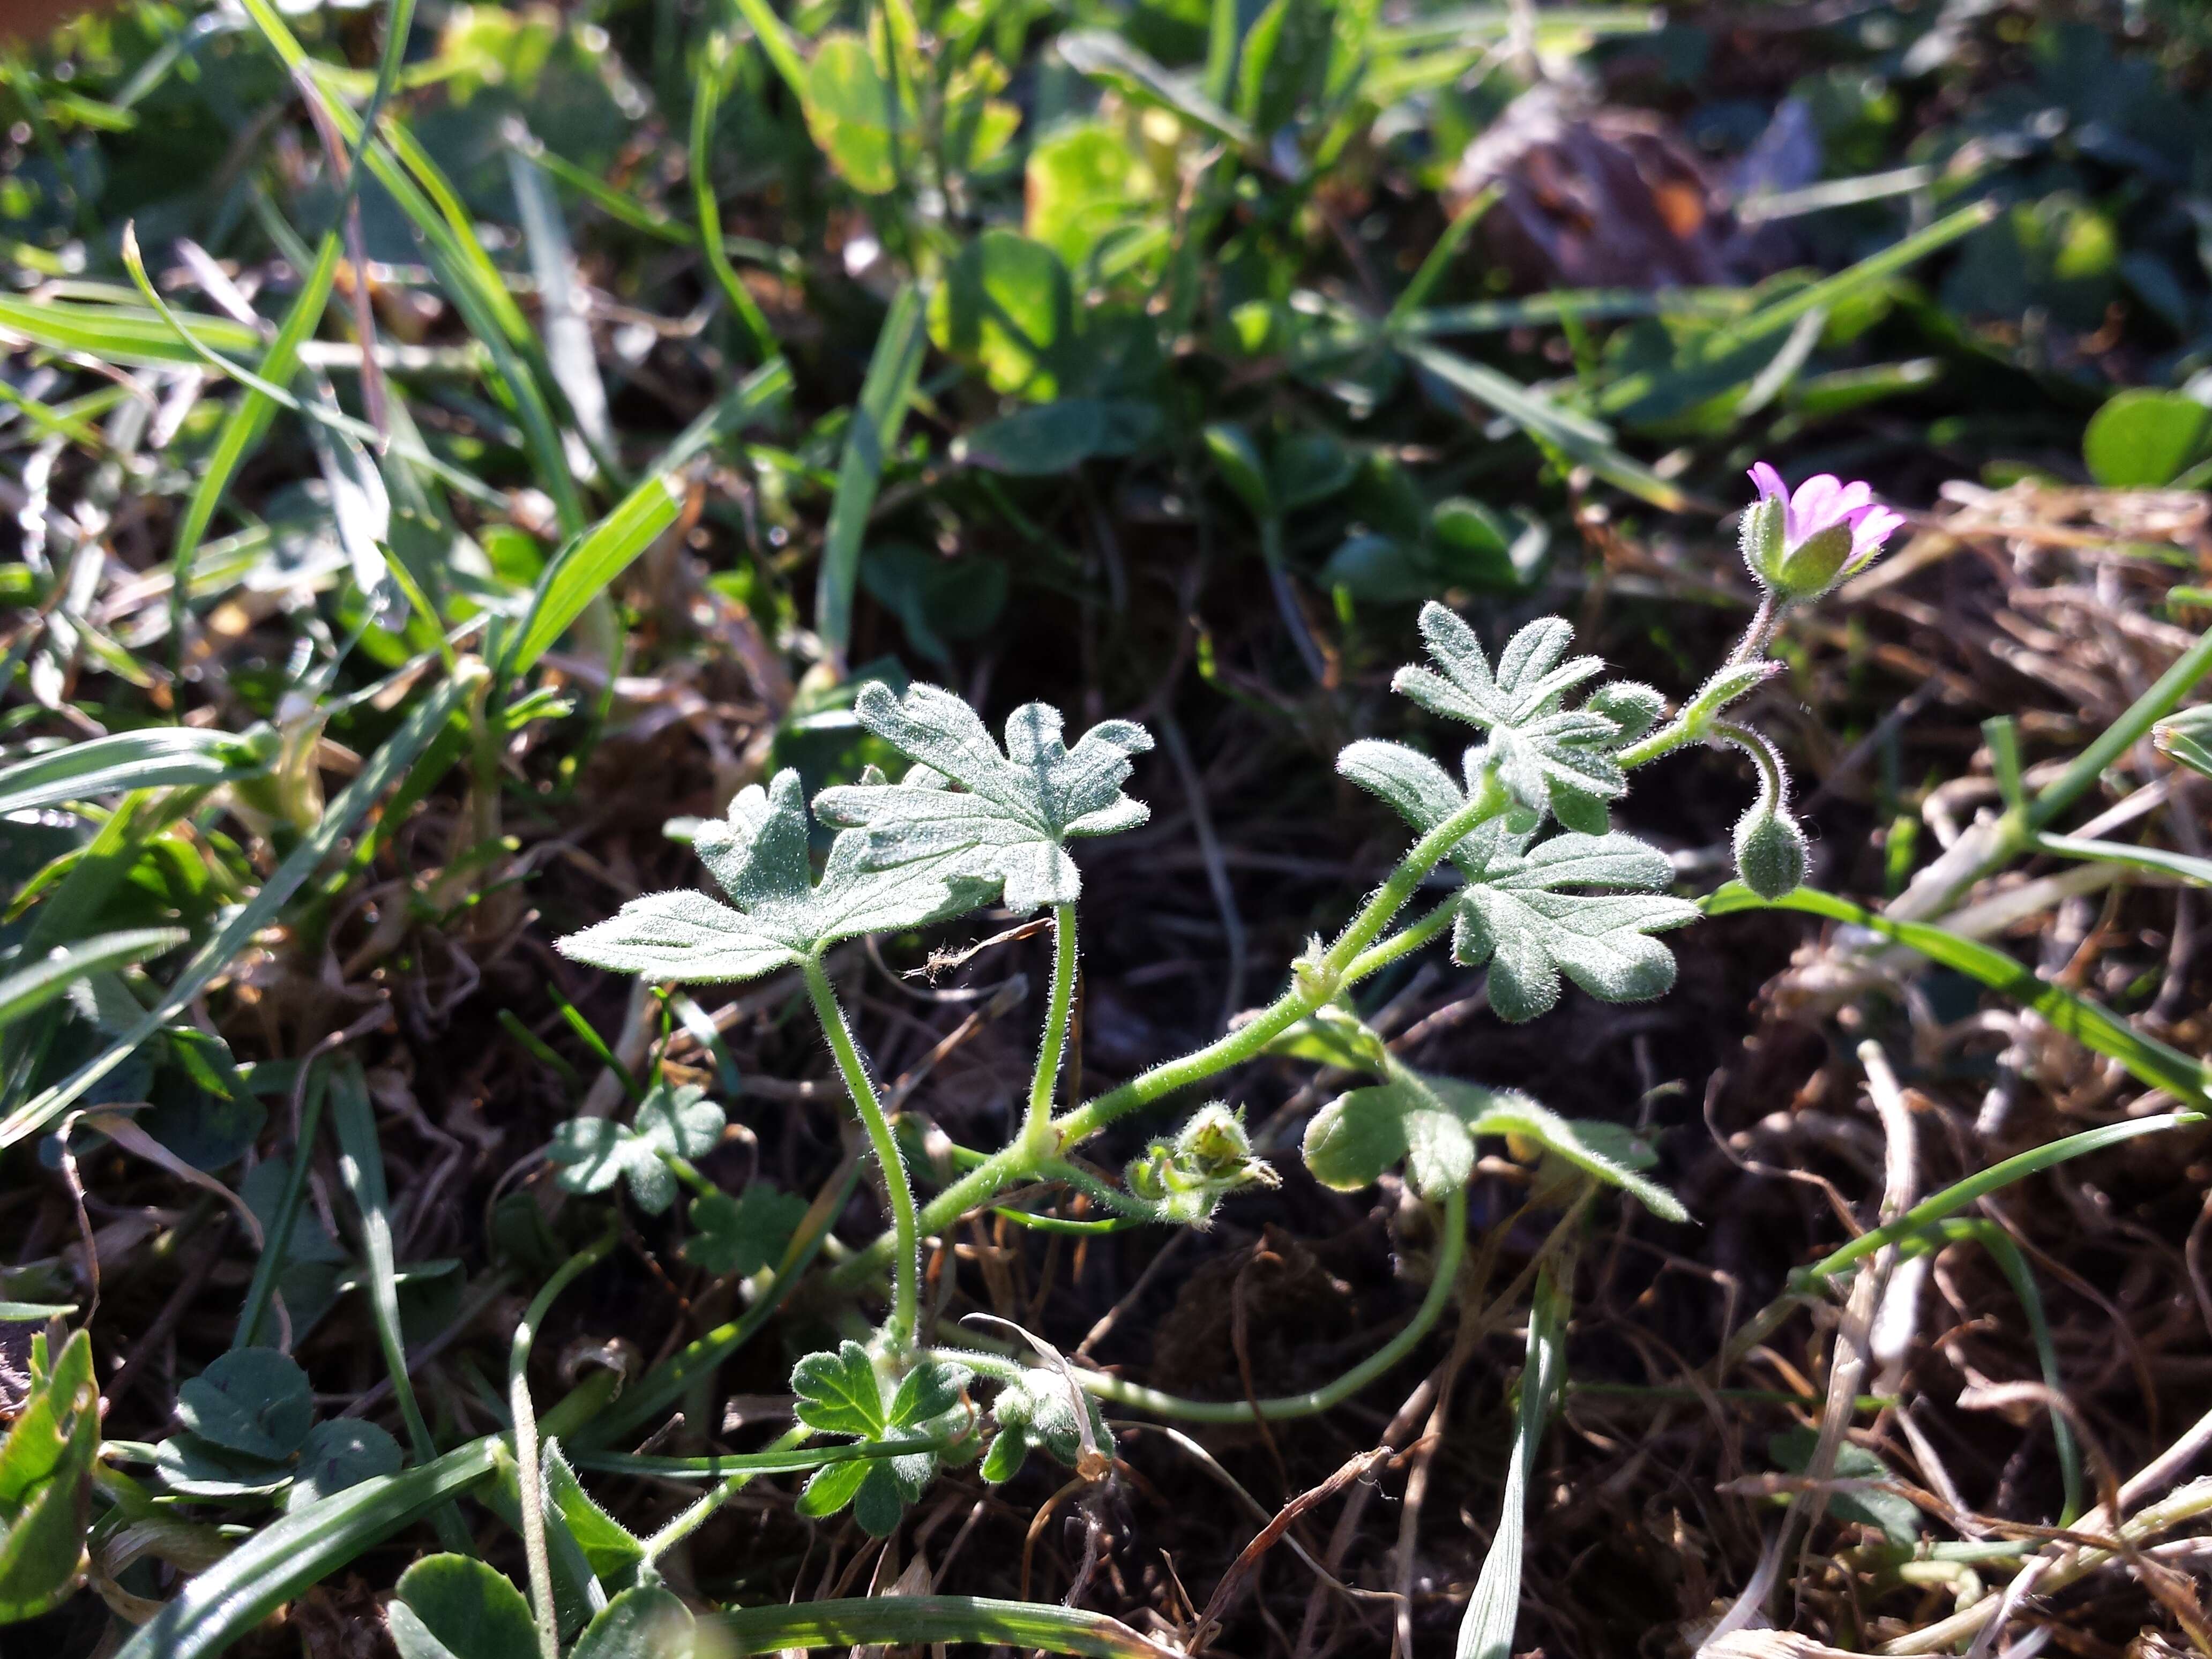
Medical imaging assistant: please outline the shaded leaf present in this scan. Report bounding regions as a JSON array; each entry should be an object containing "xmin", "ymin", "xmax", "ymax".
[
  {"xmin": 685, "ymin": 1184, "xmax": 808, "ymax": 1278},
  {"xmin": 286, "ymin": 1419, "xmax": 402, "ymax": 1511},
  {"xmin": 176, "ymin": 1347, "xmax": 313, "ymax": 1461},
  {"xmin": 571, "ymin": 1583, "xmax": 695, "ymax": 1659}
]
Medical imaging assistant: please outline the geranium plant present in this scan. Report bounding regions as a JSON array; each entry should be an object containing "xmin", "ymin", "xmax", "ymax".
[{"xmin": 546, "ymin": 469, "xmax": 1902, "ymax": 1541}]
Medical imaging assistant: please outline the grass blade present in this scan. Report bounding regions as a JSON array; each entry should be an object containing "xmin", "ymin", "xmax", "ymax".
[
  {"xmin": 327, "ymin": 1057, "xmax": 460, "ymax": 1548},
  {"xmin": 1403, "ymin": 340, "xmax": 1690, "ymax": 512},
  {"xmin": 504, "ymin": 474, "xmax": 687, "ymax": 679},
  {"xmin": 1456, "ymin": 1265, "xmax": 1567, "ymax": 1659},
  {"xmin": 713, "ymin": 1595, "xmax": 1179, "ymax": 1657},
  {"xmin": 169, "ymin": 231, "xmax": 345, "ymax": 626},
  {"xmin": 1057, "ymin": 30, "xmax": 1255, "ymax": 150},
  {"xmin": 0, "ymin": 928, "xmax": 187, "ymax": 1032},
  {"xmin": 0, "ymin": 292, "xmax": 261, "ymax": 364},
  {"xmin": 570, "ymin": 1434, "xmax": 960, "ymax": 1481},
  {"xmin": 1706, "ymin": 883, "xmax": 2212, "ymax": 1109},
  {"xmin": 814, "ymin": 283, "xmax": 929, "ymax": 668},
  {"xmin": 1907, "ymin": 1219, "xmax": 2082, "ymax": 1525},
  {"xmin": 2032, "ymin": 830, "xmax": 2212, "ymax": 888},
  {"xmin": 0, "ymin": 662, "xmax": 487, "ymax": 1149},
  {"xmin": 114, "ymin": 1437, "xmax": 500, "ymax": 1659},
  {"xmin": 0, "ymin": 727, "xmax": 269, "ymax": 815},
  {"xmin": 233, "ymin": 1067, "xmax": 327, "ymax": 1349}
]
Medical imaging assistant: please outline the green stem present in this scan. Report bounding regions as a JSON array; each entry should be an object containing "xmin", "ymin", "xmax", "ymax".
[
  {"xmin": 1023, "ymin": 902, "xmax": 1078, "ymax": 1149},
  {"xmin": 639, "ymin": 1424, "xmax": 810, "ymax": 1565},
  {"xmin": 1341, "ymin": 896, "xmax": 1457, "ymax": 981},
  {"xmin": 2030, "ymin": 621, "xmax": 2212, "ymax": 830},
  {"xmin": 510, "ymin": 1227, "xmax": 618, "ymax": 1659},
  {"xmin": 824, "ymin": 796, "xmax": 1499, "ymax": 1299},
  {"xmin": 1056, "ymin": 779, "xmax": 1501, "ymax": 1146},
  {"xmin": 804, "ymin": 954, "xmax": 920, "ymax": 1352},
  {"xmin": 1065, "ymin": 1185, "xmax": 1468, "ymax": 1422}
]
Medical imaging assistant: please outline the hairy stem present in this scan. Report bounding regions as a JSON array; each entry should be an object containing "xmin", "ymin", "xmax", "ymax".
[
  {"xmin": 1023, "ymin": 902, "xmax": 1078, "ymax": 1150},
  {"xmin": 511, "ymin": 1227, "xmax": 618, "ymax": 1659},
  {"xmin": 1056, "ymin": 778, "xmax": 1502, "ymax": 1145},
  {"xmin": 804, "ymin": 953, "xmax": 920, "ymax": 1351},
  {"xmin": 824, "ymin": 793, "xmax": 1501, "ymax": 1297},
  {"xmin": 640, "ymin": 1424, "xmax": 810, "ymax": 1565},
  {"xmin": 1067, "ymin": 1185, "xmax": 1468, "ymax": 1422}
]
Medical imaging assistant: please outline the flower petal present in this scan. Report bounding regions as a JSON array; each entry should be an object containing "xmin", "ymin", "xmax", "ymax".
[
  {"xmin": 1848, "ymin": 504, "xmax": 1905, "ymax": 565},
  {"xmin": 1786, "ymin": 474, "xmax": 1845, "ymax": 541}
]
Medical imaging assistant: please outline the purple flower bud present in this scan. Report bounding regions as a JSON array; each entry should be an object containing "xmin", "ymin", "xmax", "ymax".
[{"xmin": 1740, "ymin": 462, "xmax": 1905, "ymax": 602}]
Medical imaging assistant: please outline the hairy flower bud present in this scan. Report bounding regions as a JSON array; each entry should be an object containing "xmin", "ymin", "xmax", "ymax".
[
  {"xmin": 1740, "ymin": 462, "xmax": 1904, "ymax": 603},
  {"xmin": 1733, "ymin": 800, "xmax": 1809, "ymax": 899}
]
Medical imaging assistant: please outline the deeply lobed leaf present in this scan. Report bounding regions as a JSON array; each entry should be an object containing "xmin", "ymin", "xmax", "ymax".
[
  {"xmin": 814, "ymin": 683, "xmax": 1153, "ymax": 913},
  {"xmin": 1388, "ymin": 604, "xmax": 1628, "ymax": 824},
  {"xmin": 555, "ymin": 768, "xmax": 993, "ymax": 984}
]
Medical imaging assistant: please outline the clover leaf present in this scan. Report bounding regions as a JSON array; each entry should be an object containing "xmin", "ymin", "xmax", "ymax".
[
  {"xmin": 790, "ymin": 1340, "xmax": 972, "ymax": 1537},
  {"xmin": 176, "ymin": 1347, "xmax": 313, "ymax": 1462},
  {"xmin": 285, "ymin": 1419, "xmax": 401, "ymax": 1511},
  {"xmin": 1391, "ymin": 603, "xmax": 1624, "ymax": 827},
  {"xmin": 555, "ymin": 768, "xmax": 993, "ymax": 984},
  {"xmin": 684, "ymin": 1183, "xmax": 808, "ymax": 1277},
  {"xmin": 548, "ymin": 1081, "xmax": 726, "ymax": 1215},
  {"xmin": 813, "ymin": 683, "xmax": 1153, "ymax": 913},
  {"xmin": 1303, "ymin": 1066, "xmax": 1685, "ymax": 1220}
]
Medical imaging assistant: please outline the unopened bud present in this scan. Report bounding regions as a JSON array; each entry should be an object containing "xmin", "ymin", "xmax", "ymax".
[{"xmin": 1734, "ymin": 802, "xmax": 1809, "ymax": 899}]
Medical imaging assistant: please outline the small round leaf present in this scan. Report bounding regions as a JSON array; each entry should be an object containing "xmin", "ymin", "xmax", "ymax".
[{"xmin": 176, "ymin": 1347, "xmax": 313, "ymax": 1461}]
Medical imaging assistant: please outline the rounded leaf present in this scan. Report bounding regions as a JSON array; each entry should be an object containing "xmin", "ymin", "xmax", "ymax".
[
  {"xmin": 1302, "ymin": 1085, "xmax": 1411, "ymax": 1191},
  {"xmin": 2083, "ymin": 388, "xmax": 2212, "ymax": 488},
  {"xmin": 571, "ymin": 1585, "xmax": 695, "ymax": 1659},
  {"xmin": 176, "ymin": 1347, "xmax": 313, "ymax": 1461},
  {"xmin": 286, "ymin": 1418, "xmax": 402, "ymax": 1510},
  {"xmin": 389, "ymin": 1555, "xmax": 539, "ymax": 1659}
]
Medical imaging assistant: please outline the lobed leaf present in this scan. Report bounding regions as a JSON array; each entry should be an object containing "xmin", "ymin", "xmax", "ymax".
[
  {"xmin": 557, "ymin": 769, "xmax": 991, "ymax": 984},
  {"xmin": 816, "ymin": 684, "xmax": 1153, "ymax": 912},
  {"xmin": 1454, "ymin": 832, "xmax": 1699, "ymax": 1021},
  {"xmin": 1391, "ymin": 605, "xmax": 1623, "ymax": 823}
]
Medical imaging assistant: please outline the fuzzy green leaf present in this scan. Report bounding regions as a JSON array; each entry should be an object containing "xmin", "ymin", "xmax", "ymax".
[
  {"xmin": 791, "ymin": 1341, "xmax": 887, "ymax": 1438},
  {"xmin": 1303, "ymin": 1069, "xmax": 1684, "ymax": 1217},
  {"xmin": 796, "ymin": 1457, "xmax": 871, "ymax": 1519},
  {"xmin": 1303, "ymin": 1072, "xmax": 1534, "ymax": 1197},
  {"xmin": 542, "ymin": 1443, "xmax": 646, "ymax": 1583},
  {"xmin": 1391, "ymin": 604, "xmax": 1624, "ymax": 818},
  {"xmin": 815, "ymin": 684, "xmax": 1153, "ymax": 913},
  {"xmin": 1452, "ymin": 827, "xmax": 1700, "ymax": 1021},
  {"xmin": 556, "ymin": 769, "xmax": 990, "ymax": 983},
  {"xmin": 0, "ymin": 1328, "xmax": 100, "ymax": 1621}
]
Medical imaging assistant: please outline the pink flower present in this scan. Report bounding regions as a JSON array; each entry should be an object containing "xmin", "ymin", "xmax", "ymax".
[{"xmin": 1742, "ymin": 462, "xmax": 1905, "ymax": 601}]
